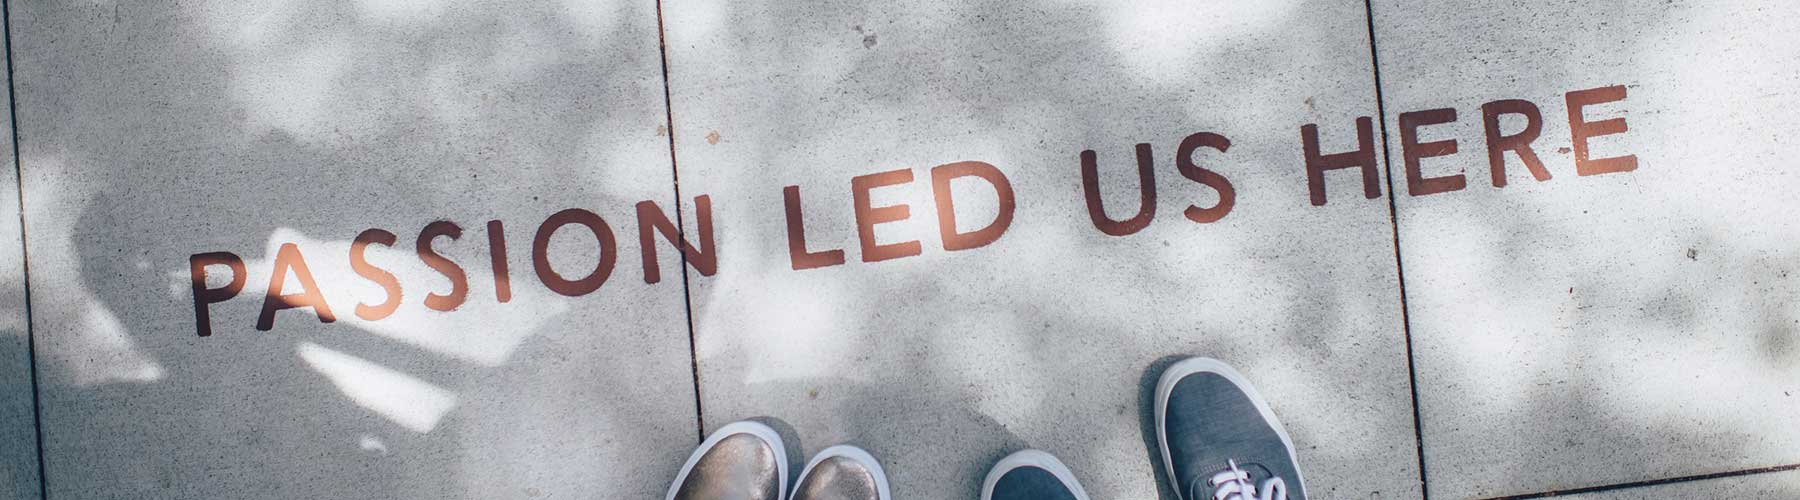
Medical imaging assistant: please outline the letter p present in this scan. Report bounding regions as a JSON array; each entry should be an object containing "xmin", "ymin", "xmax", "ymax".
[{"xmin": 190, "ymin": 252, "xmax": 246, "ymax": 337}]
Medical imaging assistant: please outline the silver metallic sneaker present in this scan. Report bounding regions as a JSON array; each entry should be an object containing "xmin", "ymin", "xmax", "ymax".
[
  {"xmin": 666, "ymin": 421, "xmax": 789, "ymax": 500},
  {"xmin": 1156, "ymin": 358, "xmax": 1306, "ymax": 500},
  {"xmin": 790, "ymin": 445, "xmax": 891, "ymax": 500}
]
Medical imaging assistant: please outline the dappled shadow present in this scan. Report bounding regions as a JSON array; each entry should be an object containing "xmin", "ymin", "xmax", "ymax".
[
  {"xmin": 1373, "ymin": 0, "xmax": 1800, "ymax": 497},
  {"xmin": 664, "ymin": 0, "xmax": 1415, "ymax": 498},
  {"xmin": 3, "ymin": 0, "xmax": 1797, "ymax": 499},
  {"xmin": 666, "ymin": 0, "xmax": 1800, "ymax": 499},
  {"xmin": 14, "ymin": 0, "xmax": 696, "ymax": 498}
]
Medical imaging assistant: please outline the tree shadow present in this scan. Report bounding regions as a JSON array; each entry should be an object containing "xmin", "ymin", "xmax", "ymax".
[
  {"xmin": 13, "ymin": 0, "xmax": 699, "ymax": 498},
  {"xmin": 665, "ymin": 0, "xmax": 1418, "ymax": 498}
]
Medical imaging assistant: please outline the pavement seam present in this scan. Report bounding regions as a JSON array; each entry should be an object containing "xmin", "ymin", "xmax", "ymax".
[
  {"xmin": 1481, "ymin": 463, "xmax": 1800, "ymax": 499},
  {"xmin": 0, "ymin": 1, "xmax": 47, "ymax": 499},
  {"xmin": 653, "ymin": 0, "xmax": 707, "ymax": 444},
  {"xmin": 1361, "ymin": 1, "xmax": 1431, "ymax": 498}
]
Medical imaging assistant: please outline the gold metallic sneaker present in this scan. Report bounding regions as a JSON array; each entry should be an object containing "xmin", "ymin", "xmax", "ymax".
[
  {"xmin": 791, "ymin": 445, "xmax": 891, "ymax": 500},
  {"xmin": 666, "ymin": 421, "xmax": 789, "ymax": 500}
]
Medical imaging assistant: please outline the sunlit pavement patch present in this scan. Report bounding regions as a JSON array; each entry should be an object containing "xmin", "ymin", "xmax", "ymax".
[
  {"xmin": 662, "ymin": 1, "xmax": 1418, "ymax": 498},
  {"xmin": 1372, "ymin": 0, "xmax": 1800, "ymax": 497}
]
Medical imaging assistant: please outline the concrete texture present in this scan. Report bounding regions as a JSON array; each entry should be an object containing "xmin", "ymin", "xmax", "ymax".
[
  {"xmin": 1562, "ymin": 470, "xmax": 1800, "ymax": 499},
  {"xmin": 661, "ymin": 1, "xmax": 1418, "ymax": 498},
  {"xmin": 9, "ymin": 1, "xmax": 696, "ymax": 498},
  {"xmin": 0, "ymin": 27, "xmax": 40, "ymax": 500},
  {"xmin": 0, "ymin": 1, "xmax": 1793, "ymax": 498},
  {"xmin": 1372, "ymin": 0, "xmax": 1800, "ymax": 498}
]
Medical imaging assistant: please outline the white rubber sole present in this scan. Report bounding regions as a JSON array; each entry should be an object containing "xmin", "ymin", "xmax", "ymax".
[
  {"xmin": 979, "ymin": 449, "xmax": 1091, "ymax": 500},
  {"xmin": 664, "ymin": 420, "xmax": 789, "ymax": 500},
  {"xmin": 1154, "ymin": 357, "xmax": 1304, "ymax": 500},
  {"xmin": 794, "ymin": 444, "xmax": 891, "ymax": 500}
]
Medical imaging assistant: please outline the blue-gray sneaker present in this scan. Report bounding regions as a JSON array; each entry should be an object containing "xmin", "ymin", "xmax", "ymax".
[
  {"xmin": 1156, "ymin": 358, "xmax": 1305, "ymax": 500},
  {"xmin": 980, "ymin": 449, "xmax": 1090, "ymax": 500}
]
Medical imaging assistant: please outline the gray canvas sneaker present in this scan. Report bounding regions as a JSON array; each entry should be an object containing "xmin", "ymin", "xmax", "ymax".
[
  {"xmin": 666, "ymin": 421, "xmax": 789, "ymax": 500},
  {"xmin": 790, "ymin": 445, "xmax": 891, "ymax": 500},
  {"xmin": 1156, "ymin": 358, "xmax": 1306, "ymax": 500},
  {"xmin": 979, "ymin": 449, "xmax": 1091, "ymax": 500}
]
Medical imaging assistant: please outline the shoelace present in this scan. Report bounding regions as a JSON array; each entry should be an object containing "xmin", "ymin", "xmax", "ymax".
[{"xmin": 1197, "ymin": 459, "xmax": 1287, "ymax": 500}]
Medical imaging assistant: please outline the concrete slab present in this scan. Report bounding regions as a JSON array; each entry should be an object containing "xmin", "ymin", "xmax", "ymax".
[
  {"xmin": 1559, "ymin": 470, "xmax": 1800, "ymax": 499},
  {"xmin": 662, "ymin": 1, "xmax": 1418, "ymax": 498},
  {"xmin": 11, "ymin": 1, "xmax": 695, "ymax": 498},
  {"xmin": 1371, "ymin": 0, "xmax": 1800, "ymax": 497},
  {"xmin": 0, "ymin": 29, "xmax": 41, "ymax": 500}
]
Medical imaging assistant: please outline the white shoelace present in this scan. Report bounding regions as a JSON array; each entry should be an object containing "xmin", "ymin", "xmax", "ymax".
[{"xmin": 1204, "ymin": 459, "xmax": 1287, "ymax": 500}]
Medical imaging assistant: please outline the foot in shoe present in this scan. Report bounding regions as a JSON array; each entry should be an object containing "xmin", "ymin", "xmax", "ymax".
[
  {"xmin": 790, "ymin": 445, "xmax": 890, "ymax": 500},
  {"xmin": 980, "ymin": 449, "xmax": 1091, "ymax": 500},
  {"xmin": 666, "ymin": 421, "xmax": 788, "ymax": 500},
  {"xmin": 1156, "ymin": 358, "xmax": 1306, "ymax": 500}
]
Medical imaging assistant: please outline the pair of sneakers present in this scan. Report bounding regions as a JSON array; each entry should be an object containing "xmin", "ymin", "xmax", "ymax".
[
  {"xmin": 667, "ymin": 357, "xmax": 1304, "ymax": 500},
  {"xmin": 664, "ymin": 423, "xmax": 891, "ymax": 500}
]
